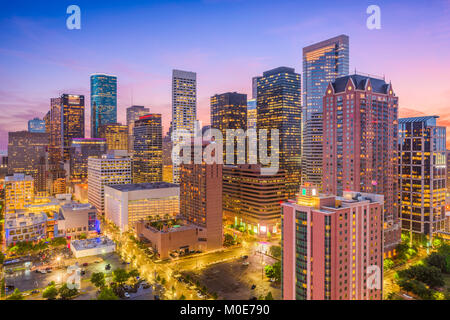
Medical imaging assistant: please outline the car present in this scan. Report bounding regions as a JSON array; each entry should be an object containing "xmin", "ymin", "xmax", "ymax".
[
  {"xmin": 269, "ymin": 278, "xmax": 276, "ymax": 282},
  {"xmin": 251, "ymin": 284, "xmax": 256, "ymax": 290},
  {"xmin": 154, "ymin": 295, "xmax": 160, "ymax": 300},
  {"xmin": 82, "ymin": 263, "xmax": 89, "ymax": 267},
  {"xmin": 242, "ymin": 255, "xmax": 248, "ymax": 259},
  {"xmin": 124, "ymin": 292, "xmax": 131, "ymax": 299},
  {"xmin": 242, "ymin": 262, "xmax": 250, "ymax": 266},
  {"xmin": 31, "ymin": 290, "xmax": 40, "ymax": 294},
  {"xmin": 6, "ymin": 285, "xmax": 15, "ymax": 291},
  {"xmin": 142, "ymin": 284, "xmax": 151, "ymax": 289},
  {"xmin": 105, "ymin": 264, "xmax": 111, "ymax": 270}
]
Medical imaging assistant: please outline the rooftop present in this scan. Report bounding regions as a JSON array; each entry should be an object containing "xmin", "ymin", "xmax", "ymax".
[
  {"xmin": 71, "ymin": 237, "xmax": 115, "ymax": 251},
  {"xmin": 398, "ymin": 116, "xmax": 439, "ymax": 124},
  {"xmin": 332, "ymin": 74, "xmax": 391, "ymax": 94},
  {"xmin": 109, "ymin": 182, "xmax": 179, "ymax": 192}
]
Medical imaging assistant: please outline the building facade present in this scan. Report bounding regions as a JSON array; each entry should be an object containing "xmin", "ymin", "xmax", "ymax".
[
  {"xmin": 28, "ymin": 118, "xmax": 46, "ymax": 133},
  {"xmin": 247, "ymin": 99, "xmax": 257, "ymax": 131},
  {"xmin": 61, "ymin": 94, "xmax": 85, "ymax": 161},
  {"xmin": 133, "ymin": 114, "xmax": 163, "ymax": 183},
  {"xmin": 126, "ymin": 105, "xmax": 150, "ymax": 154},
  {"xmin": 91, "ymin": 74, "xmax": 117, "ymax": 138},
  {"xmin": 322, "ymin": 74, "xmax": 400, "ymax": 254},
  {"xmin": 99, "ymin": 123, "xmax": 128, "ymax": 151},
  {"xmin": 282, "ymin": 185, "xmax": 384, "ymax": 300},
  {"xmin": 69, "ymin": 138, "xmax": 107, "ymax": 184},
  {"xmin": 398, "ymin": 116, "xmax": 447, "ymax": 240},
  {"xmin": 87, "ymin": 151, "xmax": 132, "ymax": 215},
  {"xmin": 257, "ymin": 67, "xmax": 302, "ymax": 199},
  {"xmin": 222, "ymin": 164, "xmax": 285, "ymax": 236},
  {"xmin": 5, "ymin": 174, "xmax": 35, "ymax": 214},
  {"xmin": 301, "ymin": 35, "xmax": 349, "ymax": 190}
]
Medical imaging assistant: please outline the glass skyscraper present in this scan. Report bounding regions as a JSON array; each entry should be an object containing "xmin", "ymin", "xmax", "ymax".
[
  {"xmin": 28, "ymin": 118, "xmax": 46, "ymax": 133},
  {"xmin": 301, "ymin": 35, "xmax": 349, "ymax": 190},
  {"xmin": 91, "ymin": 74, "xmax": 117, "ymax": 138}
]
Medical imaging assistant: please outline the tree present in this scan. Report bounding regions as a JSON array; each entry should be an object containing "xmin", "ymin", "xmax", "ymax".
[
  {"xmin": 264, "ymin": 291, "xmax": 274, "ymax": 300},
  {"xmin": 6, "ymin": 288, "xmax": 24, "ymax": 300},
  {"xmin": 223, "ymin": 234, "xmax": 235, "ymax": 247},
  {"xmin": 112, "ymin": 269, "xmax": 130, "ymax": 285},
  {"xmin": 128, "ymin": 269, "xmax": 139, "ymax": 280},
  {"xmin": 0, "ymin": 253, "xmax": 4, "ymax": 265},
  {"xmin": 272, "ymin": 261, "xmax": 281, "ymax": 281},
  {"xmin": 398, "ymin": 265, "xmax": 445, "ymax": 288},
  {"xmin": 384, "ymin": 258, "xmax": 395, "ymax": 270},
  {"xmin": 42, "ymin": 285, "xmax": 58, "ymax": 300},
  {"xmin": 90, "ymin": 272, "xmax": 106, "ymax": 289},
  {"xmin": 269, "ymin": 246, "xmax": 281, "ymax": 259},
  {"xmin": 264, "ymin": 265, "xmax": 275, "ymax": 279},
  {"xmin": 179, "ymin": 294, "xmax": 186, "ymax": 300},
  {"xmin": 51, "ymin": 237, "xmax": 67, "ymax": 247},
  {"xmin": 425, "ymin": 253, "xmax": 447, "ymax": 273},
  {"xmin": 58, "ymin": 283, "xmax": 78, "ymax": 300},
  {"xmin": 97, "ymin": 287, "xmax": 119, "ymax": 300}
]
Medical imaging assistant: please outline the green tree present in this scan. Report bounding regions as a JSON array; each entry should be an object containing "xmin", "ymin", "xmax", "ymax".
[
  {"xmin": 272, "ymin": 261, "xmax": 281, "ymax": 281},
  {"xmin": 6, "ymin": 288, "xmax": 24, "ymax": 300},
  {"xmin": 179, "ymin": 294, "xmax": 186, "ymax": 300},
  {"xmin": 42, "ymin": 285, "xmax": 58, "ymax": 300},
  {"xmin": 223, "ymin": 234, "xmax": 235, "ymax": 247},
  {"xmin": 90, "ymin": 272, "xmax": 106, "ymax": 289},
  {"xmin": 398, "ymin": 265, "xmax": 445, "ymax": 288},
  {"xmin": 425, "ymin": 253, "xmax": 447, "ymax": 273},
  {"xmin": 50, "ymin": 237, "xmax": 67, "ymax": 247},
  {"xmin": 384, "ymin": 258, "xmax": 395, "ymax": 270},
  {"xmin": 58, "ymin": 283, "xmax": 78, "ymax": 300},
  {"xmin": 112, "ymin": 269, "xmax": 130, "ymax": 285},
  {"xmin": 269, "ymin": 246, "xmax": 282, "ymax": 259},
  {"xmin": 0, "ymin": 253, "xmax": 5, "ymax": 265},
  {"xmin": 97, "ymin": 287, "xmax": 119, "ymax": 300},
  {"xmin": 265, "ymin": 291, "xmax": 274, "ymax": 300},
  {"xmin": 264, "ymin": 265, "xmax": 275, "ymax": 279}
]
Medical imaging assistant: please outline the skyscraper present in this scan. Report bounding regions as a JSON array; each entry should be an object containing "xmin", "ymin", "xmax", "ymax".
[
  {"xmin": 322, "ymin": 74, "xmax": 400, "ymax": 254},
  {"xmin": 210, "ymin": 92, "xmax": 247, "ymax": 164},
  {"xmin": 98, "ymin": 123, "xmax": 128, "ymax": 151},
  {"xmin": 126, "ymin": 105, "xmax": 150, "ymax": 153},
  {"xmin": 282, "ymin": 185, "xmax": 383, "ymax": 300},
  {"xmin": 301, "ymin": 35, "xmax": 349, "ymax": 190},
  {"xmin": 252, "ymin": 76, "xmax": 261, "ymax": 100},
  {"xmin": 247, "ymin": 99, "xmax": 257, "ymax": 130},
  {"xmin": 91, "ymin": 74, "xmax": 117, "ymax": 138},
  {"xmin": 257, "ymin": 67, "xmax": 302, "ymax": 199},
  {"xmin": 69, "ymin": 138, "xmax": 107, "ymax": 184},
  {"xmin": 61, "ymin": 94, "xmax": 85, "ymax": 161},
  {"xmin": 172, "ymin": 69, "xmax": 196, "ymax": 183},
  {"xmin": 7, "ymin": 131, "xmax": 49, "ymax": 192},
  {"xmin": 5, "ymin": 173, "xmax": 35, "ymax": 214},
  {"xmin": 132, "ymin": 114, "xmax": 163, "ymax": 183},
  {"xmin": 398, "ymin": 116, "xmax": 447, "ymax": 241},
  {"xmin": 28, "ymin": 118, "xmax": 46, "ymax": 133}
]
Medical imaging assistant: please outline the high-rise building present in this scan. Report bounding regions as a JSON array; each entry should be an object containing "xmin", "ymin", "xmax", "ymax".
[
  {"xmin": 43, "ymin": 111, "xmax": 51, "ymax": 134},
  {"xmin": 210, "ymin": 92, "xmax": 247, "ymax": 164},
  {"xmin": 257, "ymin": 67, "xmax": 302, "ymax": 199},
  {"xmin": 222, "ymin": 164, "xmax": 285, "ymax": 235},
  {"xmin": 98, "ymin": 123, "xmax": 128, "ymax": 151},
  {"xmin": 252, "ymin": 76, "xmax": 261, "ymax": 100},
  {"xmin": 61, "ymin": 94, "xmax": 85, "ymax": 161},
  {"xmin": 5, "ymin": 173, "xmax": 35, "ymax": 214},
  {"xmin": 132, "ymin": 114, "xmax": 163, "ymax": 183},
  {"xmin": 301, "ymin": 35, "xmax": 349, "ymax": 190},
  {"xmin": 398, "ymin": 116, "xmax": 447, "ymax": 241},
  {"xmin": 172, "ymin": 69, "xmax": 196, "ymax": 183},
  {"xmin": 91, "ymin": 74, "xmax": 117, "ymax": 138},
  {"xmin": 162, "ymin": 135, "xmax": 173, "ymax": 183},
  {"xmin": 49, "ymin": 97, "xmax": 62, "ymax": 167},
  {"xmin": 282, "ymin": 185, "xmax": 384, "ymax": 300},
  {"xmin": 7, "ymin": 131, "xmax": 49, "ymax": 192},
  {"xmin": 447, "ymin": 150, "xmax": 450, "ymax": 195},
  {"xmin": 28, "ymin": 118, "xmax": 46, "ymax": 133},
  {"xmin": 87, "ymin": 151, "xmax": 132, "ymax": 215},
  {"xmin": 180, "ymin": 140, "xmax": 222, "ymax": 250},
  {"xmin": 322, "ymin": 74, "xmax": 400, "ymax": 254},
  {"xmin": 247, "ymin": 99, "xmax": 257, "ymax": 130},
  {"xmin": 69, "ymin": 138, "xmax": 107, "ymax": 184},
  {"xmin": 126, "ymin": 105, "xmax": 150, "ymax": 153}
]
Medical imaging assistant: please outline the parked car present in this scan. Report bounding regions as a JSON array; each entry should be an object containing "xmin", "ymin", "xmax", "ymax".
[
  {"xmin": 242, "ymin": 262, "xmax": 250, "ymax": 266},
  {"xmin": 251, "ymin": 284, "xmax": 256, "ymax": 290},
  {"xmin": 82, "ymin": 263, "xmax": 89, "ymax": 267},
  {"xmin": 31, "ymin": 290, "xmax": 40, "ymax": 294},
  {"xmin": 105, "ymin": 264, "xmax": 111, "ymax": 270},
  {"xmin": 124, "ymin": 292, "xmax": 131, "ymax": 299}
]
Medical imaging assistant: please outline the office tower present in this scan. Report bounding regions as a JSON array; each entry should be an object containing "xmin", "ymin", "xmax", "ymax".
[
  {"xmin": 43, "ymin": 111, "xmax": 51, "ymax": 133},
  {"xmin": 5, "ymin": 173, "xmax": 35, "ymax": 214},
  {"xmin": 447, "ymin": 150, "xmax": 450, "ymax": 195},
  {"xmin": 0, "ymin": 155, "xmax": 7, "ymax": 179},
  {"xmin": 91, "ymin": 74, "xmax": 117, "ymax": 138},
  {"xmin": 132, "ymin": 114, "xmax": 163, "ymax": 183},
  {"xmin": 49, "ymin": 97, "xmax": 62, "ymax": 166},
  {"xmin": 247, "ymin": 99, "xmax": 257, "ymax": 130},
  {"xmin": 222, "ymin": 164, "xmax": 285, "ymax": 235},
  {"xmin": 398, "ymin": 116, "xmax": 447, "ymax": 241},
  {"xmin": 69, "ymin": 138, "xmax": 107, "ymax": 184},
  {"xmin": 126, "ymin": 105, "xmax": 150, "ymax": 153},
  {"xmin": 301, "ymin": 35, "xmax": 349, "ymax": 190},
  {"xmin": 322, "ymin": 74, "xmax": 400, "ymax": 254},
  {"xmin": 257, "ymin": 67, "xmax": 302, "ymax": 199},
  {"xmin": 98, "ymin": 123, "xmax": 128, "ymax": 151},
  {"xmin": 162, "ymin": 135, "xmax": 173, "ymax": 183},
  {"xmin": 28, "ymin": 118, "xmax": 46, "ymax": 133},
  {"xmin": 210, "ymin": 92, "xmax": 247, "ymax": 164},
  {"xmin": 171, "ymin": 69, "xmax": 197, "ymax": 183},
  {"xmin": 180, "ymin": 140, "xmax": 222, "ymax": 250},
  {"xmin": 61, "ymin": 94, "xmax": 85, "ymax": 161},
  {"xmin": 282, "ymin": 185, "xmax": 384, "ymax": 300},
  {"xmin": 252, "ymin": 76, "xmax": 261, "ymax": 100},
  {"xmin": 7, "ymin": 131, "xmax": 49, "ymax": 192},
  {"xmin": 87, "ymin": 151, "xmax": 132, "ymax": 215},
  {"xmin": 105, "ymin": 182, "xmax": 179, "ymax": 232}
]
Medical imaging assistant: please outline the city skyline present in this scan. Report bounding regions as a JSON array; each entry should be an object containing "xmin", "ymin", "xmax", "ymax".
[{"xmin": 1, "ymin": 0, "xmax": 449, "ymax": 150}]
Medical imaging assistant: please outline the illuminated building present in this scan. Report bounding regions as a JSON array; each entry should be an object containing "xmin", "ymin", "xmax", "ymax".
[
  {"xmin": 322, "ymin": 74, "xmax": 400, "ymax": 254},
  {"xmin": 43, "ymin": 111, "xmax": 51, "ymax": 133},
  {"xmin": 105, "ymin": 182, "xmax": 179, "ymax": 232},
  {"xmin": 172, "ymin": 69, "xmax": 196, "ymax": 183},
  {"xmin": 61, "ymin": 94, "xmax": 85, "ymax": 161},
  {"xmin": 57, "ymin": 202, "xmax": 97, "ymax": 238},
  {"xmin": 99, "ymin": 123, "xmax": 128, "ymax": 151},
  {"xmin": 162, "ymin": 135, "xmax": 173, "ymax": 183},
  {"xmin": 398, "ymin": 116, "xmax": 447, "ymax": 240},
  {"xmin": 247, "ymin": 99, "xmax": 257, "ymax": 130},
  {"xmin": 210, "ymin": 92, "xmax": 247, "ymax": 164},
  {"xmin": 132, "ymin": 114, "xmax": 163, "ymax": 183},
  {"xmin": 126, "ymin": 105, "xmax": 150, "ymax": 153},
  {"xmin": 5, "ymin": 174, "xmax": 34, "ymax": 214},
  {"xmin": 180, "ymin": 140, "xmax": 223, "ymax": 250},
  {"xmin": 222, "ymin": 164, "xmax": 285, "ymax": 235},
  {"xmin": 256, "ymin": 67, "xmax": 301, "ymax": 199},
  {"xmin": 252, "ymin": 76, "xmax": 261, "ymax": 100},
  {"xmin": 28, "ymin": 117, "xmax": 46, "ymax": 133},
  {"xmin": 282, "ymin": 185, "xmax": 383, "ymax": 300},
  {"xmin": 447, "ymin": 150, "xmax": 450, "ymax": 194},
  {"xmin": 4, "ymin": 210, "xmax": 47, "ymax": 245},
  {"xmin": 91, "ymin": 74, "xmax": 117, "ymax": 138},
  {"xmin": 69, "ymin": 138, "xmax": 107, "ymax": 184},
  {"xmin": 74, "ymin": 183, "xmax": 89, "ymax": 203},
  {"xmin": 7, "ymin": 131, "xmax": 49, "ymax": 192},
  {"xmin": 301, "ymin": 35, "xmax": 349, "ymax": 190},
  {"xmin": 88, "ymin": 151, "xmax": 132, "ymax": 215}
]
